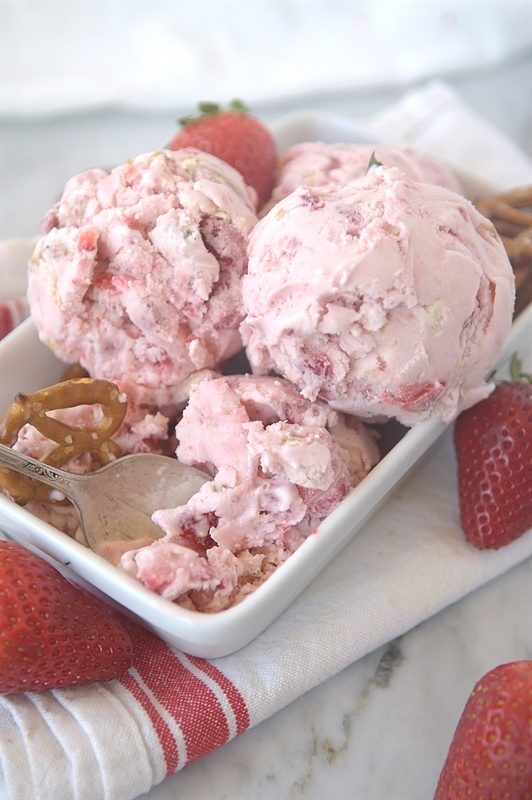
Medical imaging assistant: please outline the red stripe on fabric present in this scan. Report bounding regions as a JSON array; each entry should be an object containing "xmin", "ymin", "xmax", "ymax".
[
  {"xmin": 130, "ymin": 624, "xmax": 231, "ymax": 767},
  {"xmin": 0, "ymin": 299, "xmax": 29, "ymax": 339},
  {"xmin": 119, "ymin": 668, "xmax": 181, "ymax": 774},
  {"xmin": 118, "ymin": 623, "xmax": 183, "ymax": 774},
  {"xmin": 187, "ymin": 655, "xmax": 250, "ymax": 736},
  {"xmin": 120, "ymin": 621, "xmax": 242, "ymax": 773},
  {"xmin": 0, "ymin": 304, "xmax": 14, "ymax": 340}
]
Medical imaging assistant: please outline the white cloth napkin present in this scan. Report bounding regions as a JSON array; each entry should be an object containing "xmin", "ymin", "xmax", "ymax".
[
  {"xmin": 1, "ymin": 1, "xmax": 531, "ymax": 117},
  {"xmin": 1, "ymin": 84, "xmax": 531, "ymax": 800},
  {"xmin": 360, "ymin": 81, "xmax": 532, "ymax": 190}
]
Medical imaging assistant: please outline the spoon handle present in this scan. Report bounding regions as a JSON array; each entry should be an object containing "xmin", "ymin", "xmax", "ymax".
[{"xmin": 0, "ymin": 442, "xmax": 79, "ymax": 500}]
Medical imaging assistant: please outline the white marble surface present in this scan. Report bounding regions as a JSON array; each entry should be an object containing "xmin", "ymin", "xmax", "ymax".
[
  {"xmin": 1, "ymin": 52, "xmax": 531, "ymax": 800},
  {"xmin": 136, "ymin": 557, "xmax": 531, "ymax": 799}
]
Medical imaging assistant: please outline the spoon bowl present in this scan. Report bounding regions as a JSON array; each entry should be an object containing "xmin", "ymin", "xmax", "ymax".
[{"xmin": 0, "ymin": 443, "xmax": 211, "ymax": 556}]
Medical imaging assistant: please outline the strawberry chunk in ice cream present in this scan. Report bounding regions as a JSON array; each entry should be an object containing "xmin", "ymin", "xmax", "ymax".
[{"xmin": 27, "ymin": 148, "xmax": 258, "ymax": 411}]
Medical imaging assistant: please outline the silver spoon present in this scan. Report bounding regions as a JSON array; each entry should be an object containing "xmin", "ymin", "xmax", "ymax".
[{"xmin": 0, "ymin": 443, "xmax": 210, "ymax": 555}]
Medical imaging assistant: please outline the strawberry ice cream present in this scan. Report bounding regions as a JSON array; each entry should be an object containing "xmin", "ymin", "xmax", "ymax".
[
  {"xmin": 119, "ymin": 374, "xmax": 379, "ymax": 611},
  {"xmin": 241, "ymin": 166, "xmax": 515, "ymax": 426},
  {"xmin": 262, "ymin": 141, "xmax": 464, "ymax": 213},
  {"xmin": 27, "ymin": 148, "xmax": 258, "ymax": 411}
]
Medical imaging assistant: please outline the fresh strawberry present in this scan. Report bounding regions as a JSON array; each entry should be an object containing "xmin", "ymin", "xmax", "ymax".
[
  {"xmin": 167, "ymin": 99, "xmax": 277, "ymax": 209},
  {"xmin": 453, "ymin": 354, "xmax": 532, "ymax": 549},
  {"xmin": 0, "ymin": 540, "xmax": 133, "ymax": 693},
  {"xmin": 434, "ymin": 660, "xmax": 532, "ymax": 799}
]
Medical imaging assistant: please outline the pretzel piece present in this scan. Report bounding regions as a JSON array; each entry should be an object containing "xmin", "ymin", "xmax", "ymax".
[
  {"xmin": 0, "ymin": 378, "xmax": 127, "ymax": 505},
  {"xmin": 475, "ymin": 186, "xmax": 532, "ymax": 263},
  {"xmin": 475, "ymin": 185, "xmax": 532, "ymax": 317}
]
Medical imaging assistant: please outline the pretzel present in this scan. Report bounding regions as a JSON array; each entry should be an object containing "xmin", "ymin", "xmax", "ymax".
[
  {"xmin": 0, "ymin": 378, "xmax": 126, "ymax": 505},
  {"xmin": 475, "ymin": 185, "xmax": 532, "ymax": 317}
]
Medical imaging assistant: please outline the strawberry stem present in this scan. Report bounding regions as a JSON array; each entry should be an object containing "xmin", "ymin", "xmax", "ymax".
[
  {"xmin": 509, "ymin": 352, "xmax": 532, "ymax": 382},
  {"xmin": 489, "ymin": 351, "xmax": 532, "ymax": 384},
  {"xmin": 178, "ymin": 99, "xmax": 250, "ymax": 127},
  {"xmin": 197, "ymin": 101, "xmax": 221, "ymax": 115},
  {"xmin": 365, "ymin": 151, "xmax": 383, "ymax": 174}
]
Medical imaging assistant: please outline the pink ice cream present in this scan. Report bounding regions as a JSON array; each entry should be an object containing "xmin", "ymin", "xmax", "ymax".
[
  {"xmin": 119, "ymin": 374, "xmax": 379, "ymax": 611},
  {"xmin": 27, "ymin": 148, "xmax": 258, "ymax": 411},
  {"xmin": 241, "ymin": 167, "xmax": 515, "ymax": 426},
  {"xmin": 262, "ymin": 141, "xmax": 464, "ymax": 213}
]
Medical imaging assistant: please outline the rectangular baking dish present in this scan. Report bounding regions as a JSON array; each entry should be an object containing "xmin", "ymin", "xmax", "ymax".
[{"xmin": 1, "ymin": 112, "xmax": 528, "ymax": 657}]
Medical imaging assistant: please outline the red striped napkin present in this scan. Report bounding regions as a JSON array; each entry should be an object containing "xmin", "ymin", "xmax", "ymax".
[
  {"xmin": 0, "ymin": 297, "xmax": 30, "ymax": 340},
  {"xmin": 108, "ymin": 623, "xmax": 250, "ymax": 776},
  {"xmin": 0, "ymin": 238, "xmax": 34, "ymax": 340},
  {"xmin": 1, "ymin": 621, "xmax": 252, "ymax": 799},
  {"xmin": 2, "ymin": 466, "xmax": 531, "ymax": 800}
]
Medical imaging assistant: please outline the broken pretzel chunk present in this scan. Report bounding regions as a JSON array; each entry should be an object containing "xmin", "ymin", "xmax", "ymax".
[
  {"xmin": 0, "ymin": 378, "xmax": 126, "ymax": 505},
  {"xmin": 475, "ymin": 185, "xmax": 532, "ymax": 317},
  {"xmin": 474, "ymin": 185, "xmax": 532, "ymax": 264}
]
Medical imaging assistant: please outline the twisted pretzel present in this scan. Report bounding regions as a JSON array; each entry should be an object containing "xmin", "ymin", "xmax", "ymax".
[
  {"xmin": 475, "ymin": 185, "xmax": 532, "ymax": 317},
  {"xmin": 0, "ymin": 378, "xmax": 127, "ymax": 505},
  {"xmin": 475, "ymin": 186, "xmax": 532, "ymax": 263}
]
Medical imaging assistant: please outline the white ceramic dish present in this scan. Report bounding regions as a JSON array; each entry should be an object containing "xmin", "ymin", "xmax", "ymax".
[{"xmin": 0, "ymin": 113, "xmax": 527, "ymax": 658}]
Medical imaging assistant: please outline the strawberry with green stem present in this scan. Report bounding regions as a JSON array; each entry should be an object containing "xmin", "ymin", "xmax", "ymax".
[
  {"xmin": 167, "ymin": 99, "xmax": 278, "ymax": 210},
  {"xmin": 454, "ymin": 353, "xmax": 532, "ymax": 549}
]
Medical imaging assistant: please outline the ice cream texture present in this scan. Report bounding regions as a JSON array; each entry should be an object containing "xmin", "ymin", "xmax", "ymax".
[
  {"xmin": 263, "ymin": 141, "xmax": 464, "ymax": 213},
  {"xmin": 119, "ymin": 374, "xmax": 379, "ymax": 611},
  {"xmin": 15, "ymin": 129, "xmax": 516, "ymax": 610},
  {"xmin": 27, "ymin": 148, "xmax": 258, "ymax": 410},
  {"xmin": 241, "ymin": 166, "xmax": 515, "ymax": 425}
]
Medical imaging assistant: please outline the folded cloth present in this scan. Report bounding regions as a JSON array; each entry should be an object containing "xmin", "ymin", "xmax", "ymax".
[
  {"xmin": 0, "ymin": 297, "xmax": 29, "ymax": 341},
  {"xmin": 1, "ymin": 84, "xmax": 531, "ymax": 800},
  {"xmin": 2, "ymin": 1, "xmax": 530, "ymax": 117},
  {"xmin": 0, "ymin": 239, "xmax": 33, "ymax": 339},
  {"xmin": 361, "ymin": 80, "xmax": 532, "ymax": 189}
]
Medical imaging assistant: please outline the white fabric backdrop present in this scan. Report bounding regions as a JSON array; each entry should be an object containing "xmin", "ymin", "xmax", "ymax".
[{"xmin": 1, "ymin": 1, "xmax": 531, "ymax": 117}]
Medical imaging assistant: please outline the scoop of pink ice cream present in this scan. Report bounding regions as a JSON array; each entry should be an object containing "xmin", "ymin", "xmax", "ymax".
[
  {"xmin": 262, "ymin": 141, "xmax": 463, "ymax": 213},
  {"xmin": 119, "ymin": 374, "xmax": 379, "ymax": 611},
  {"xmin": 241, "ymin": 167, "xmax": 515, "ymax": 426},
  {"xmin": 27, "ymin": 149, "xmax": 258, "ymax": 410}
]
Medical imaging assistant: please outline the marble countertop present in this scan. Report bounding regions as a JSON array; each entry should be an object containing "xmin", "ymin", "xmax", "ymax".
[
  {"xmin": 1, "ymin": 52, "xmax": 531, "ymax": 799},
  {"xmin": 135, "ymin": 556, "xmax": 531, "ymax": 800}
]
